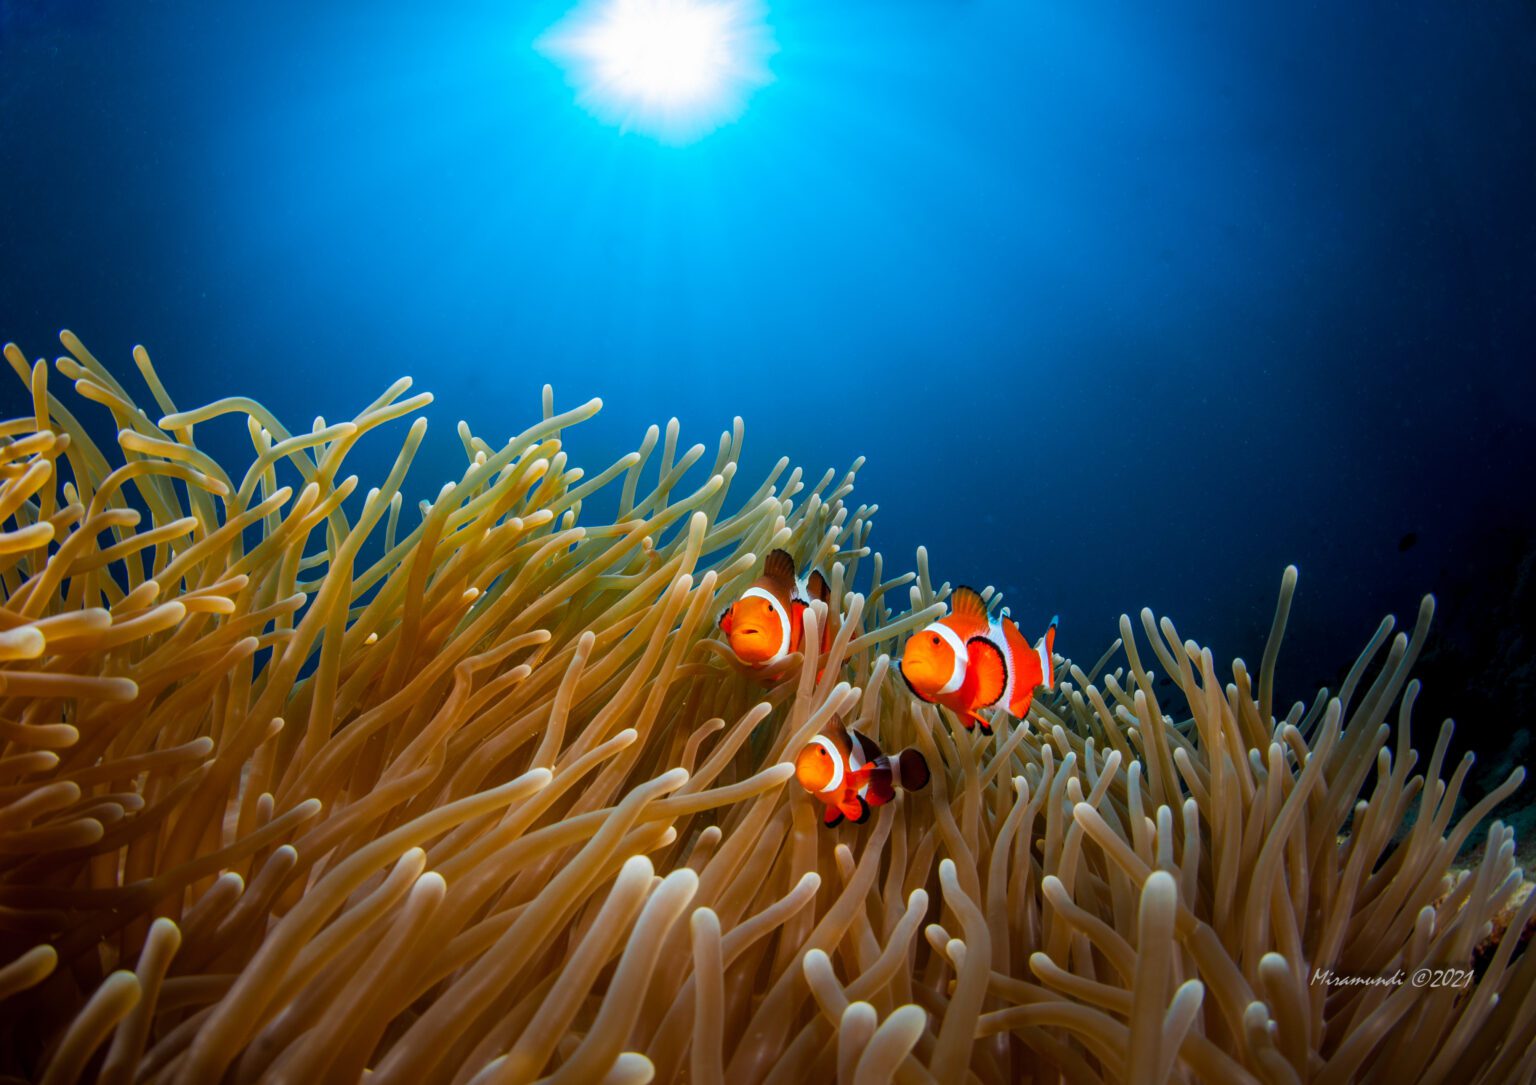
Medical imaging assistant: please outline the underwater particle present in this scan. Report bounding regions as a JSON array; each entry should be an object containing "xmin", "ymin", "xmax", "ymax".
[{"xmin": 537, "ymin": 0, "xmax": 776, "ymax": 144}]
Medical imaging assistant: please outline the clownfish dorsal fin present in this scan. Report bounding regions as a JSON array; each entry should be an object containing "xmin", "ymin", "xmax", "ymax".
[
  {"xmin": 808, "ymin": 569, "xmax": 831, "ymax": 604},
  {"xmin": 951, "ymin": 586, "xmax": 989, "ymax": 624},
  {"xmin": 948, "ymin": 586, "xmax": 991, "ymax": 637},
  {"xmin": 851, "ymin": 729, "xmax": 883, "ymax": 767},
  {"xmin": 762, "ymin": 549, "xmax": 798, "ymax": 600}
]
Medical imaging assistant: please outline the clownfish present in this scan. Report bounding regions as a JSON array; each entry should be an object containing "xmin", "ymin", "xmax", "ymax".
[
  {"xmin": 717, "ymin": 549, "xmax": 835, "ymax": 667},
  {"xmin": 898, "ymin": 587, "xmax": 1058, "ymax": 735},
  {"xmin": 794, "ymin": 720, "xmax": 930, "ymax": 827}
]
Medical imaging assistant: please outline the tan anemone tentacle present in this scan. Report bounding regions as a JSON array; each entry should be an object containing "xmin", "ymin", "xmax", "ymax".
[{"xmin": 0, "ymin": 335, "xmax": 1530, "ymax": 1083}]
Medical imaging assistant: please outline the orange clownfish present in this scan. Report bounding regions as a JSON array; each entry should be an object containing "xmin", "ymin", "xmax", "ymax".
[
  {"xmin": 718, "ymin": 549, "xmax": 835, "ymax": 667},
  {"xmin": 794, "ymin": 721, "xmax": 930, "ymax": 828},
  {"xmin": 898, "ymin": 587, "xmax": 1058, "ymax": 735}
]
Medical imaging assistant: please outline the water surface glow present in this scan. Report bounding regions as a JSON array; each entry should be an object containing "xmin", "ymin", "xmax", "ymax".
[{"xmin": 539, "ymin": 0, "xmax": 776, "ymax": 143}]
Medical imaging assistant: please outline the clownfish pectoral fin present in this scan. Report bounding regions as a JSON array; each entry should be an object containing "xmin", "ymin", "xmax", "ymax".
[
  {"xmin": 822, "ymin": 803, "xmax": 845, "ymax": 828},
  {"xmin": 966, "ymin": 636, "xmax": 1007, "ymax": 708},
  {"xmin": 843, "ymin": 794, "xmax": 872, "ymax": 824},
  {"xmin": 808, "ymin": 569, "xmax": 831, "ymax": 604}
]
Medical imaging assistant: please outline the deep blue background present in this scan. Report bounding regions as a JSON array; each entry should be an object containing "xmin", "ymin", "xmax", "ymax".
[{"xmin": 3, "ymin": 0, "xmax": 1534, "ymax": 772}]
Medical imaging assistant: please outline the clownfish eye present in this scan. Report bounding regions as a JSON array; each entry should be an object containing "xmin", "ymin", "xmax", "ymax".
[{"xmin": 929, "ymin": 634, "xmax": 941, "ymax": 646}]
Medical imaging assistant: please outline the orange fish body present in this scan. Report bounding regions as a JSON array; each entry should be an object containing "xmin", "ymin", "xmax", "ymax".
[
  {"xmin": 793, "ymin": 721, "xmax": 931, "ymax": 827},
  {"xmin": 898, "ymin": 587, "xmax": 1057, "ymax": 735},
  {"xmin": 718, "ymin": 549, "xmax": 835, "ymax": 669}
]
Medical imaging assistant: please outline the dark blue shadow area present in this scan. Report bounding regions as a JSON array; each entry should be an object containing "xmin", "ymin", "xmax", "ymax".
[{"xmin": 3, "ymin": 0, "xmax": 1534, "ymax": 778}]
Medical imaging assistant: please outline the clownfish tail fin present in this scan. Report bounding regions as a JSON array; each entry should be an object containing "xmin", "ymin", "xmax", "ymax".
[
  {"xmin": 895, "ymin": 749, "xmax": 930, "ymax": 792},
  {"xmin": 1037, "ymin": 616, "xmax": 1059, "ymax": 689}
]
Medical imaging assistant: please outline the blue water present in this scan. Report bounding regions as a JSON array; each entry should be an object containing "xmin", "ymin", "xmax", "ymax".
[{"xmin": 3, "ymin": 0, "xmax": 1534, "ymax": 767}]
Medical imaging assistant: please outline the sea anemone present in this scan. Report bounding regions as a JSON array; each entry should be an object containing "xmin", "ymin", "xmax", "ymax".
[{"xmin": 1, "ymin": 333, "xmax": 1532, "ymax": 1083}]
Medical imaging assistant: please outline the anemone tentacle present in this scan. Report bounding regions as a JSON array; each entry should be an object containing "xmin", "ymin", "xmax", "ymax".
[{"xmin": 0, "ymin": 334, "xmax": 1532, "ymax": 1083}]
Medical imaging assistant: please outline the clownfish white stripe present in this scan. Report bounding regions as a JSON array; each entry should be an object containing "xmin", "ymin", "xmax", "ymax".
[
  {"xmin": 740, "ymin": 586, "xmax": 792, "ymax": 660},
  {"xmin": 992, "ymin": 622, "xmax": 1016, "ymax": 710},
  {"xmin": 810, "ymin": 736, "xmax": 844, "ymax": 793},
  {"xmin": 923, "ymin": 622, "xmax": 968, "ymax": 695},
  {"xmin": 1037, "ymin": 637, "xmax": 1052, "ymax": 688}
]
